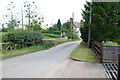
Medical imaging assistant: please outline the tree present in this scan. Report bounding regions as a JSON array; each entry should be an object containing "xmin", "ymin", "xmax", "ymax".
[
  {"xmin": 50, "ymin": 19, "xmax": 62, "ymax": 36},
  {"xmin": 26, "ymin": 17, "xmax": 44, "ymax": 31},
  {"xmin": 4, "ymin": 1, "xmax": 20, "ymax": 29},
  {"xmin": 57, "ymin": 19, "xmax": 62, "ymax": 31},
  {"xmin": 24, "ymin": 0, "xmax": 44, "ymax": 31},
  {"xmin": 80, "ymin": 1, "xmax": 120, "ymax": 44},
  {"xmin": 21, "ymin": 0, "xmax": 24, "ymax": 30},
  {"xmin": 62, "ymin": 21, "xmax": 72, "ymax": 38},
  {"xmin": 53, "ymin": 24, "xmax": 59, "ymax": 31},
  {"xmin": 24, "ymin": 0, "xmax": 38, "ymax": 26},
  {"xmin": 3, "ymin": 1, "xmax": 20, "ymax": 30},
  {"xmin": 7, "ymin": 1, "xmax": 15, "ymax": 29},
  {"xmin": 80, "ymin": 1, "xmax": 91, "ymax": 42},
  {"xmin": 7, "ymin": 19, "xmax": 19, "ymax": 29}
]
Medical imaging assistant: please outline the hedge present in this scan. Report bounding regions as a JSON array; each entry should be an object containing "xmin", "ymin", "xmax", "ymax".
[{"xmin": 2, "ymin": 30, "xmax": 43, "ymax": 49}]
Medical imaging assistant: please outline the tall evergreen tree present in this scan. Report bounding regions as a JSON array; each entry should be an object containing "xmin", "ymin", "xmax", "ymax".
[
  {"xmin": 80, "ymin": 1, "xmax": 120, "ymax": 43},
  {"xmin": 57, "ymin": 19, "xmax": 62, "ymax": 31}
]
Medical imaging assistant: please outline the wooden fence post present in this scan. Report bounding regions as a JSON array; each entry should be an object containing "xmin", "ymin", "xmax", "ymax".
[
  {"xmin": 100, "ymin": 43, "xmax": 103, "ymax": 63},
  {"xmin": 118, "ymin": 53, "xmax": 120, "ymax": 80}
]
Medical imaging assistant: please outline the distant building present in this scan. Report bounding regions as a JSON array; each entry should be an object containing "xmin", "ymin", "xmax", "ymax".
[
  {"xmin": 73, "ymin": 22, "xmax": 81, "ymax": 38},
  {"xmin": 70, "ymin": 17, "xmax": 83, "ymax": 38},
  {"xmin": 73, "ymin": 22, "xmax": 80, "ymax": 32}
]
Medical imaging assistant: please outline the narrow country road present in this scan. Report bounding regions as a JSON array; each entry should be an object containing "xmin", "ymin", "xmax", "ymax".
[{"xmin": 2, "ymin": 41, "xmax": 106, "ymax": 78}]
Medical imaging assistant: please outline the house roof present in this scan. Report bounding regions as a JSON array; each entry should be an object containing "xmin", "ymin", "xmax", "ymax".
[{"xmin": 73, "ymin": 22, "xmax": 80, "ymax": 28}]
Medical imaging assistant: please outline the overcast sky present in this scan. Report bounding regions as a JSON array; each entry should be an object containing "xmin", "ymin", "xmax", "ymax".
[{"xmin": 0, "ymin": 0, "xmax": 88, "ymax": 27}]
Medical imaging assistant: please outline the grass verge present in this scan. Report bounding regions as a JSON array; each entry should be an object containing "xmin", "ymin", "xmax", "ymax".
[
  {"xmin": 70, "ymin": 43, "xmax": 99, "ymax": 63},
  {"xmin": 1, "ymin": 45, "xmax": 46, "ymax": 60},
  {"xmin": 1, "ymin": 39, "xmax": 80, "ymax": 60}
]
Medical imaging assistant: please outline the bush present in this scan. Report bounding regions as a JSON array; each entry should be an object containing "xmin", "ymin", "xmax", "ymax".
[
  {"xmin": 2, "ymin": 30, "xmax": 43, "ymax": 48},
  {"xmin": 102, "ymin": 41, "xmax": 119, "ymax": 46},
  {"xmin": 1, "ymin": 32, "xmax": 9, "ymax": 43},
  {"xmin": 43, "ymin": 34, "xmax": 61, "ymax": 38},
  {"xmin": 53, "ymin": 31, "xmax": 61, "ymax": 35},
  {"xmin": 43, "ymin": 43, "xmax": 54, "ymax": 48},
  {"xmin": 73, "ymin": 32, "xmax": 79, "ymax": 40}
]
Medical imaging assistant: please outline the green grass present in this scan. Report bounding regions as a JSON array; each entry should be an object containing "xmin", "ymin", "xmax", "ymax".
[
  {"xmin": 1, "ymin": 43, "xmax": 56, "ymax": 60},
  {"xmin": 70, "ymin": 43, "xmax": 98, "ymax": 63},
  {"xmin": 1, "ymin": 39, "xmax": 80, "ymax": 60},
  {"xmin": 43, "ymin": 36, "xmax": 57, "ymax": 39},
  {"xmin": 102, "ymin": 41, "xmax": 119, "ymax": 46},
  {"xmin": 1, "ymin": 45, "xmax": 47, "ymax": 60}
]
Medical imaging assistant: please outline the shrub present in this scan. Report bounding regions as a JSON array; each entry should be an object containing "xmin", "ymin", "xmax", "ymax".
[
  {"xmin": 43, "ymin": 34, "xmax": 61, "ymax": 38},
  {"xmin": 102, "ymin": 41, "xmax": 119, "ymax": 46},
  {"xmin": 53, "ymin": 31, "xmax": 61, "ymax": 35},
  {"xmin": 73, "ymin": 32, "xmax": 79, "ymax": 40},
  {"xmin": 2, "ymin": 30, "xmax": 43, "ymax": 48},
  {"xmin": 43, "ymin": 43, "xmax": 54, "ymax": 48}
]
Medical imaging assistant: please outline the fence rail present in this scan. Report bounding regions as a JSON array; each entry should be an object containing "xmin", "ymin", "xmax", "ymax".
[
  {"xmin": 0, "ymin": 42, "xmax": 13, "ymax": 51},
  {"xmin": 91, "ymin": 41, "xmax": 103, "ymax": 63}
]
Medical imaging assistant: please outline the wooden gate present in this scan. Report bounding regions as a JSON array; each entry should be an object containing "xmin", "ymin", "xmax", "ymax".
[{"xmin": 90, "ymin": 41, "xmax": 120, "ymax": 80}]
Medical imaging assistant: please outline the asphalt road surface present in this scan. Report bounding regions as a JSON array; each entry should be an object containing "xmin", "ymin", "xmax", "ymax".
[{"xmin": 2, "ymin": 41, "xmax": 106, "ymax": 78}]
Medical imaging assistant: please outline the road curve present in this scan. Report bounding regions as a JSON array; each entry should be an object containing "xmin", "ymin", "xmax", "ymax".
[{"xmin": 2, "ymin": 41, "xmax": 81, "ymax": 78}]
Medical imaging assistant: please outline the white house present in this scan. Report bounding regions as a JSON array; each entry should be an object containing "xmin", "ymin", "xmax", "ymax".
[{"xmin": 73, "ymin": 22, "xmax": 81, "ymax": 38}]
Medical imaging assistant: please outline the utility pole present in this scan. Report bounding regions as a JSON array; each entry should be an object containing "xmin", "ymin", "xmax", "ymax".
[
  {"xmin": 21, "ymin": 1, "xmax": 24, "ymax": 30},
  {"xmin": 72, "ymin": 12, "xmax": 74, "ymax": 34},
  {"xmin": 70, "ymin": 18, "xmax": 73, "ymax": 39},
  {"xmin": 10, "ymin": 1, "xmax": 14, "ymax": 29},
  {"xmin": 28, "ymin": 0, "xmax": 31, "ymax": 27},
  {"xmin": 72, "ymin": 12, "xmax": 74, "ymax": 21},
  {"xmin": 70, "ymin": 13, "xmax": 75, "ymax": 39},
  {"xmin": 70, "ymin": 13, "xmax": 74, "ymax": 39},
  {"xmin": 88, "ymin": 0, "xmax": 92, "ymax": 47}
]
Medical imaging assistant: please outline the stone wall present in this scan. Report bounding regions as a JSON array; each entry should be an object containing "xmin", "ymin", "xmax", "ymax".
[
  {"xmin": 103, "ymin": 46, "xmax": 120, "ymax": 62},
  {"xmin": 42, "ymin": 37, "xmax": 68, "ymax": 43}
]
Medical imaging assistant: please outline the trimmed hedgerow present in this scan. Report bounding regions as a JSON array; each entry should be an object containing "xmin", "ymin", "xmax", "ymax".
[{"xmin": 2, "ymin": 30, "xmax": 43, "ymax": 49}]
